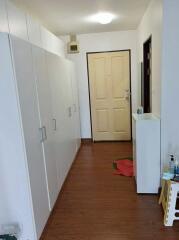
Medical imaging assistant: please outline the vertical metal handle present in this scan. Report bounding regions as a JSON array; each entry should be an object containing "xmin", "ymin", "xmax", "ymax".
[
  {"xmin": 73, "ymin": 104, "xmax": 77, "ymax": 113},
  {"xmin": 68, "ymin": 107, "xmax": 72, "ymax": 117},
  {"xmin": 53, "ymin": 119, "xmax": 57, "ymax": 131},
  {"xmin": 39, "ymin": 127, "xmax": 44, "ymax": 142},
  {"xmin": 43, "ymin": 126, "xmax": 47, "ymax": 141},
  {"xmin": 39, "ymin": 126, "xmax": 47, "ymax": 142}
]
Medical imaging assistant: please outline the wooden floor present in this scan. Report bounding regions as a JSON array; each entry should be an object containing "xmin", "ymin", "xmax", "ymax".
[{"xmin": 41, "ymin": 142, "xmax": 179, "ymax": 240}]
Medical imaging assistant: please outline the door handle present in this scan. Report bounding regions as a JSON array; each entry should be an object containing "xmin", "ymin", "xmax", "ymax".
[
  {"xmin": 53, "ymin": 118, "xmax": 57, "ymax": 131},
  {"xmin": 43, "ymin": 126, "xmax": 47, "ymax": 141},
  {"xmin": 125, "ymin": 89, "xmax": 130, "ymax": 94},
  {"xmin": 39, "ymin": 126, "xmax": 47, "ymax": 142},
  {"xmin": 39, "ymin": 127, "xmax": 44, "ymax": 142},
  {"xmin": 73, "ymin": 104, "xmax": 77, "ymax": 113},
  {"xmin": 124, "ymin": 89, "xmax": 131, "ymax": 101},
  {"xmin": 68, "ymin": 107, "xmax": 72, "ymax": 117}
]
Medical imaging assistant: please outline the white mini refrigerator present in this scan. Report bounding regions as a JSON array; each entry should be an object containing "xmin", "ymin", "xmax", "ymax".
[{"xmin": 132, "ymin": 113, "xmax": 160, "ymax": 194}]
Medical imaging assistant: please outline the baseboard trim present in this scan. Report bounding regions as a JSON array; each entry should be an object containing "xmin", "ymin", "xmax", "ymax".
[{"xmin": 81, "ymin": 138, "xmax": 93, "ymax": 143}]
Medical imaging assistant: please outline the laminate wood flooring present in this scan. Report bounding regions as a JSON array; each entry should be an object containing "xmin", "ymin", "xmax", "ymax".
[{"xmin": 41, "ymin": 142, "xmax": 179, "ymax": 240}]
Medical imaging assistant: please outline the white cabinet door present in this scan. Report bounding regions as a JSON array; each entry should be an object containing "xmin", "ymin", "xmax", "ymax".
[
  {"xmin": 9, "ymin": 35, "xmax": 49, "ymax": 239},
  {"xmin": 6, "ymin": 0, "xmax": 28, "ymax": 41},
  {"xmin": 32, "ymin": 46, "xmax": 59, "ymax": 210},
  {"xmin": 64, "ymin": 60, "xmax": 77, "ymax": 167},
  {"xmin": 70, "ymin": 62, "xmax": 81, "ymax": 151},
  {"xmin": 47, "ymin": 54, "xmax": 76, "ymax": 186},
  {"xmin": 0, "ymin": 33, "xmax": 35, "ymax": 240},
  {"xmin": 46, "ymin": 53, "xmax": 68, "ymax": 187}
]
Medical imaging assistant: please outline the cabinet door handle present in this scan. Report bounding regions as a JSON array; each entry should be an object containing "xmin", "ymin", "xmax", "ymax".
[
  {"xmin": 43, "ymin": 126, "xmax": 47, "ymax": 141},
  {"xmin": 53, "ymin": 119, "xmax": 57, "ymax": 131},
  {"xmin": 73, "ymin": 104, "xmax": 77, "ymax": 113},
  {"xmin": 68, "ymin": 107, "xmax": 72, "ymax": 117},
  {"xmin": 39, "ymin": 127, "xmax": 44, "ymax": 142},
  {"xmin": 39, "ymin": 126, "xmax": 47, "ymax": 142}
]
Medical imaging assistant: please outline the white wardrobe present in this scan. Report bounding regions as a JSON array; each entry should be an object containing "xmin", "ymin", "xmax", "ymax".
[{"xmin": 0, "ymin": 33, "xmax": 81, "ymax": 240}]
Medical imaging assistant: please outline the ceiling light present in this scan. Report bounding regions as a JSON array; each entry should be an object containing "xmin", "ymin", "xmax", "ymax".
[{"xmin": 88, "ymin": 12, "xmax": 115, "ymax": 25}]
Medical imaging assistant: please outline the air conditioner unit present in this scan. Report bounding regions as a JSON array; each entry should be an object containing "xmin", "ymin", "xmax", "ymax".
[{"xmin": 67, "ymin": 34, "xmax": 79, "ymax": 54}]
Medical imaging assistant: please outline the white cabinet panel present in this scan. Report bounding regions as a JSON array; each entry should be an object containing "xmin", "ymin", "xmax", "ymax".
[
  {"xmin": 27, "ymin": 15, "xmax": 41, "ymax": 47},
  {"xmin": 6, "ymin": 0, "xmax": 28, "ymax": 41},
  {"xmin": 70, "ymin": 62, "xmax": 81, "ymax": 151},
  {"xmin": 0, "ymin": 33, "xmax": 35, "ymax": 240},
  {"xmin": 0, "ymin": 0, "xmax": 9, "ymax": 32},
  {"xmin": 57, "ymin": 59, "xmax": 73, "ymax": 180},
  {"xmin": 64, "ymin": 61, "xmax": 77, "ymax": 167},
  {"xmin": 1, "ymin": 0, "xmax": 65, "ymax": 56},
  {"xmin": 46, "ymin": 53, "xmax": 76, "ymax": 187},
  {"xmin": 41, "ymin": 27, "xmax": 54, "ymax": 54},
  {"xmin": 41, "ymin": 26, "xmax": 65, "ymax": 57},
  {"xmin": 46, "ymin": 53, "xmax": 68, "ymax": 186},
  {"xmin": 132, "ymin": 113, "xmax": 160, "ymax": 194},
  {"xmin": 10, "ymin": 35, "xmax": 49, "ymax": 239},
  {"xmin": 32, "ymin": 46, "xmax": 59, "ymax": 210}
]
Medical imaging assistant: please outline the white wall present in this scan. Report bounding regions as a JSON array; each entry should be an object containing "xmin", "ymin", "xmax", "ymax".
[
  {"xmin": 0, "ymin": 0, "xmax": 65, "ymax": 57},
  {"xmin": 161, "ymin": 0, "xmax": 179, "ymax": 167},
  {"xmin": 61, "ymin": 30, "xmax": 138, "ymax": 138},
  {"xmin": 138, "ymin": 0, "xmax": 179, "ymax": 169},
  {"xmin": 137, "ymin": 0, "xmax": 163, "ymax": 117}
]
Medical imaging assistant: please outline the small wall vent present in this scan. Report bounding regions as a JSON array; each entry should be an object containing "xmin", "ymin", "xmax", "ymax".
[{"xmin": 67, "ymin": 34, "xmax": 79, "ymax": 54}]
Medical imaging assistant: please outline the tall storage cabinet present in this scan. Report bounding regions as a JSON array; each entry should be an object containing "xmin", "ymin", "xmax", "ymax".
[
  {"xmin": 0, "ymin": 33, "xmax": 50, "ymax": 240},
  {"xmin": 0, "ymin": 33, "xmax": 81, "ymax": 240},
  {"xmin": 132, "ymin": 113, "xmax": 160, "ymax": 194}
]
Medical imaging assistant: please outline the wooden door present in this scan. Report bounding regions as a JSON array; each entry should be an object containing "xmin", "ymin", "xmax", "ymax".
[{"xmin": 88, "ymin": 51, "xmax": 131, "ymax": 141}]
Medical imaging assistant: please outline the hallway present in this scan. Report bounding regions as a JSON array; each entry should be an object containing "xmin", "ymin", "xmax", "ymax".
[{"xmin": 41, "ymin": 142, "xmax": 179, "ymax": 240}]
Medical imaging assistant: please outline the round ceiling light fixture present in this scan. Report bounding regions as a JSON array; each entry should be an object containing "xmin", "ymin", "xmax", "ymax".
[{"xmin": 89, "ymin": 12, "xmax": 116, "ymax": 24}]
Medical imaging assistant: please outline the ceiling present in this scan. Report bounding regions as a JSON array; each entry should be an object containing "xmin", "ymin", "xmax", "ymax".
[{"xmin": 11, "ymin": 0, "xmax": 151, "ymax": 35}]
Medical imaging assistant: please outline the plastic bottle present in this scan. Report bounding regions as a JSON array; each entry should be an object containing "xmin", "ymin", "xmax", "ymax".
[
  {"xmin": 169, "ymin": 154, "xmax": 175, "ymax": 173},
  {"xmin": 174, "ymin": 157, "xmax": 179, "ymax": 175}
]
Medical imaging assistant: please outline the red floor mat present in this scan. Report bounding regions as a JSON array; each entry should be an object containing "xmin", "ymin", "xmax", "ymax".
[{"xmin": 113, "ymin": 159, "xmax": 134, "ymax": 177}]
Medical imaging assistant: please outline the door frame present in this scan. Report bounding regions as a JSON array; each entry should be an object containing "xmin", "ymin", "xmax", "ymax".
[{"xmin": 86, "ymin": 49, "xmax": 132, "ymax": 141}]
